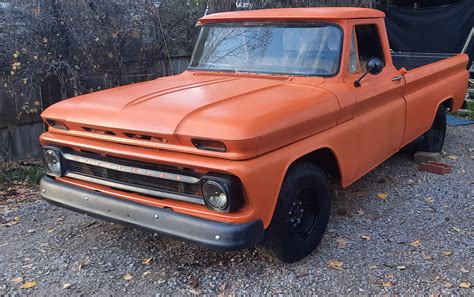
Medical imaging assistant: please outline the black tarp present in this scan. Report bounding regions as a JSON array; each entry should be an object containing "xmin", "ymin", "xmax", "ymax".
[{"xmin": 378, "ymin": 0, "xmax": 474, "ymax": 67}]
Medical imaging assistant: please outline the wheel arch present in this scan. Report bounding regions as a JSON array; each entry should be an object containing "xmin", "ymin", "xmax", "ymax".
[
  {"xmin": 441, "ymin": 97, "xmax": 454, "ymax": 111},
  {"xmin": 285, "ymin": 146, "xmax": 342, "ymax": 184}
]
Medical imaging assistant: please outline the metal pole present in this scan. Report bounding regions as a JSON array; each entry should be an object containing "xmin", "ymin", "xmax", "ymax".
[{"xmin": 462, "ymin": 27, "xmax": 474, "ymax": 54}]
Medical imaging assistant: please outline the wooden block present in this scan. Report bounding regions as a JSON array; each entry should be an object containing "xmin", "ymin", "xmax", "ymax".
[
  {"xmin": 419, "ymin": 161, "xmax": 452, "ymax": 175},
  {"xmin": 414, "ymin": 152, "xmax": 441, "ymax": 164}
]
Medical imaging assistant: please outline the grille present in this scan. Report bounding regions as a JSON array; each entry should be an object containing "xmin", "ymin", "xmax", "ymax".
[{"xmin": 64, "ymin": 159, "xmax": 203, "ymax": 198}]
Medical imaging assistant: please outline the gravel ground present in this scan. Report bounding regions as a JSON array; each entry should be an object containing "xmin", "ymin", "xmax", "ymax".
[{"xmin": 0, "ymin": 125, "xmax": 473, "ymax": 295}]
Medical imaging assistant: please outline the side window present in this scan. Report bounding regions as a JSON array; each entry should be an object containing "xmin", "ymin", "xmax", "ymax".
[
  {"xmin": 354, "ymin": 24, "xmax": 384, "ymax": 72},
  {"xmin": 348, "ymin": 30, "xmax": 359, "ymax": 74}
]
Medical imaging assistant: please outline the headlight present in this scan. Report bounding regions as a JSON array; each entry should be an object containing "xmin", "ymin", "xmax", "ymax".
[
  {"xmin": 202, "ymin": 180, "xmax": 229, "ymax": 211},
  {"xmin": 42, "ymin": 148, "xmax": 62, "ymax": 176}
]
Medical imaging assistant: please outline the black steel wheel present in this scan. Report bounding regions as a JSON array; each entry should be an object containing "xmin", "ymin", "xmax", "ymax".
[
  {"xmin": 414, "ymin": 105, "xmax": 447, "ymax": 153},
  {"xmin": 263, "ymin": 162, "xmax": 331, "ymax": 263}
]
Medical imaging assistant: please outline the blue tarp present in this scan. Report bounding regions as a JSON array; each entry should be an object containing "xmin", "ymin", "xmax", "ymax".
[{"xmin": 447, "ymin": 114, "xmax": 474, "ymax": 126}]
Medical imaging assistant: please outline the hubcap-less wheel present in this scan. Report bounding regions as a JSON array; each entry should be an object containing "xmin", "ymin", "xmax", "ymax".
[
  {"xmin": 413, "ymin": 105, "xmax": 447, "ymax": 153},
  {"xmin": 286, "ymin": 189, "xmax": 320, "ymax": 242},
  {"xmin": 432, "ymin": 114, "xmax": 445, "ymax": 143},
  {"xmin": 263, "ymin": 162, "xmax": 331, "ymax": 263}
]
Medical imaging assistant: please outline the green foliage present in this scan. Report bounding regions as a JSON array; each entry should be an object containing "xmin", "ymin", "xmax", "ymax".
[
  {"xmin": 464, "ymin": 100, "xmax": 474, "ymax": 120},
  {"xmin": 0, "ymin": 162, "xmax": 45, "ymax": 186}
]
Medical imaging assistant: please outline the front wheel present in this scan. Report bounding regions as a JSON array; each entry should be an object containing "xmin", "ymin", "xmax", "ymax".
[
  {"xmin": 414, "ymin": 105, "xmax": 447, "ymax": 153},
  {"xmin": 262, "ymin": 162, "xmax": 331, "ymax": 263}
]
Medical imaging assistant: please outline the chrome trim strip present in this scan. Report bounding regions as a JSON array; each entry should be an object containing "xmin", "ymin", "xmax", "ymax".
[
  {"xmin": 62, "ymin": 153, "xmax": 200, "ymax": 184},
  {"xmin": 64, "ymin": 172, "xmax": 205, "ymax": 205}
]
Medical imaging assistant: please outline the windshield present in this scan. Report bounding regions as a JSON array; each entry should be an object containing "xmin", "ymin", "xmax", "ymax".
[{"xmin": 189, "ymin": 23, "xmax": 343, "ymax": 76}]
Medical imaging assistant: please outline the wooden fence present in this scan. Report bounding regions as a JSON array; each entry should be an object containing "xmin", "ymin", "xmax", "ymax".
[{"xmin": 0, "ymin": 55, "xmax": 191, "ymax": 162}]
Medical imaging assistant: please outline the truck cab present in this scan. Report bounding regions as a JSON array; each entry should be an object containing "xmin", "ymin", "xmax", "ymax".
[{"xmin": 39, "ymin": 8, "xmax": 469, "ymax": 262}]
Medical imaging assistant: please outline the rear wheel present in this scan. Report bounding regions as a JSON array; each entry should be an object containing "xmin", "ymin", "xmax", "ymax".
[
  {"xmin": 263, "ymin": 162, "xmax": 331, "ymax": 263},
  {"xmin": 414, "ymin": 105, "xmax": 447, "ymax": 152}
]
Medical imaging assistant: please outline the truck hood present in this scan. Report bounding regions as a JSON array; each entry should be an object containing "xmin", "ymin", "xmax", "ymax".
[{"xmin": 42, "ymin": 72, "xmax": 340, "ymax": 159}]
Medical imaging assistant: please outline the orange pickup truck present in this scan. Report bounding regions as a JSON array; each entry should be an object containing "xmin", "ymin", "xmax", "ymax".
[{"xmin": 39, "ymin": 8, "xmax": 469, "ymax": 262}]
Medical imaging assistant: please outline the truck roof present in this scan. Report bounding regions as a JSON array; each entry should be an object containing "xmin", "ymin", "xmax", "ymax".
[{"xmin": 199, "ymin": 7, "xmax": 385, "ymax": 24}]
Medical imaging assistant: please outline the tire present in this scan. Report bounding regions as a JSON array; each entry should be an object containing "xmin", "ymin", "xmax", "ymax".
[
  {"xmin": 263, "ymin": 162, "xmax": 331, "ymax": 263},
  {"xmin": 414, "ymin": 105, "xmax": 447, "ymax": 153}
]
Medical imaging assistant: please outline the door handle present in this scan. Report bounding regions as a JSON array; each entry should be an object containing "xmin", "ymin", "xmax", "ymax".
[{"xmin": 392, "ymin": 75, "xmax": 403, "ymax": 81}]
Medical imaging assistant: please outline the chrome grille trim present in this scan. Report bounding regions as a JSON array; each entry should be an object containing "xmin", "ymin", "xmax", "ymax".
[
  {"xmin": 62, "ymin": 153, "xmax": 200, "ymax": 184},
  {"xmin": 61, "ymin": 152, "xmax": 205, "ymax": 205},
  {"xmin": 64, "ymin": 173, "xmax": 205, "ymax": 205}
]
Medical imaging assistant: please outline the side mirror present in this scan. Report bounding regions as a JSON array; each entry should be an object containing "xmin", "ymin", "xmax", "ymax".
[
  {"xmin": 366, "ymin": 57, "xmax": 384, "ymax": 75},
  {"xmin": 354, "ymin": 57, "xmax": 385, "ymax": 87}
]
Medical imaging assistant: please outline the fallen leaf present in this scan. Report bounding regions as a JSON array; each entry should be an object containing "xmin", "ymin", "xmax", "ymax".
[
  {"xmin": 122, "ymin": 273, "xmax": 133, "ymax": 281},
  {"xmin": 78, "ymin": 261, "xmax": 89, "ymax": 270},
  {"xmin": 460, "ymin": 267, "xmax": 469, "ymax": 273},
  {"xmin": 156, "ymin": 278, "xmax": 166, "ymax": 284},
  {"xmin": 3, "ymin": 221, "xmax": 19, "ymax": 227},
  {"xmin": 220, "ymin": 283, "xmax": 227, "ymax": 292},
  {"xmin": 377, "ymin": 193, "xmax": 388, "ymax": 200},
  {"xmin": 187, "ymin": 287, "xmax": 200, "ymax": 295},
  {"xmin": 27, "ymin": 229, "xmax": 36, "ymax": 233},
  {"xmin": 447, "ymin": 155, "xmax": 458, "ymax": 160},
  {"xmin": 63, "ymin": 283, "xmax": 71, "ymax": 289},
  {"xmin": 452, "ymin": 226, "xmax": 461, "ymax": 233},
  {"xmin": 443, "ymin": 282, "xmax": 453, "ymax": 288},
  {"xmin": 425, "ymin": 196, "xmax": 435, "ymax": 203},
  {"xmin": 396, "ymin": 265, "xmax": 406, "ymax": 270},
  {"xmin": 442, "ymin": 251, "xmax": 452, "ymax": 257},
  {"xmin": 361, "ymin": 234, "xmax": 371, "ymax": 241},
  {"xmin": 356, "ymin": 208, "xmax": 365, "ymax": 215},
  {"xmin": 11, "ymin": 277, "xmax": 23, "ymax": 283},
  {"xmin": 422, "ymin": 252, "xmax": 432, "ymax": 260},
  {"xmin": 459, "ymin": 282, "xmax": 471, "ymax": 289},
  {"xmin": 385, "ymin": 274, "xmax": 394, "ymax": 279},
  {"xmin": 47, "ymin": 228, "xmax": 55, "ymax": 233},
  {"xmin": 431, "ymin": 275, "xmax": 440, "ymax": 283},
  {"xmin": 408, "ymin": 240, "xmax": 421, "ymax": 247},
  {"xmin": 382, "ymin": 281, "xmax": 393, "ymax": 287},
  {"xmin": 336, "ymin": 238, "xmax": 347, "ymax": 249},
  {"xmin": 368, "ymin": 264, "xmax": 378, "ymax": 270},
  {"xmin": 142, "ymin": 258, "xmax": 153, "ymax": 265},
  {"xmin": 327, "ymin": 260, "xmax": 344, "ymax": 270},
  {"xmin": 142, "ymin": 271, "xmax": 151, "ymax": 277},
  {"xmin": 20, "ymin": 281, "xmax": 37, "ymax": 289}
]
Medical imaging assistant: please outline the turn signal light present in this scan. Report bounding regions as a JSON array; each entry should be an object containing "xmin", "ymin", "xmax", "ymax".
[
  {"xmin": 191, "ymin": 139, "xmax": 226, "ymax": 152},
  {"xmin": 46, "ymin": 119, "xmax": 68, "ymax": 130}
]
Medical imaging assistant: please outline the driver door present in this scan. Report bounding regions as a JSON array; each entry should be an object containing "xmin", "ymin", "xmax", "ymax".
[{"xmin": 344, "ymin": 20, "xmax": 406, "ymax": 177}]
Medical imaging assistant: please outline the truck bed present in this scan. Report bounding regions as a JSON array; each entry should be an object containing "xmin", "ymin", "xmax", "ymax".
[{"xmin": 392, "ymin": 51, "xmax": 457, "ymax": 70}]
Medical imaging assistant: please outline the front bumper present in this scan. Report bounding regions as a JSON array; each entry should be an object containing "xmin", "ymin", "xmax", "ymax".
[{"xmin": 40, "ymin": 177, "xmax": 264, "ymax": 250}]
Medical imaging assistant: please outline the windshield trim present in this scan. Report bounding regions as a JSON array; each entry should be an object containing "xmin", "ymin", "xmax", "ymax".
[{"xmin": 187, "ymin": 22, "xmax": 344, "ymax": 78}]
